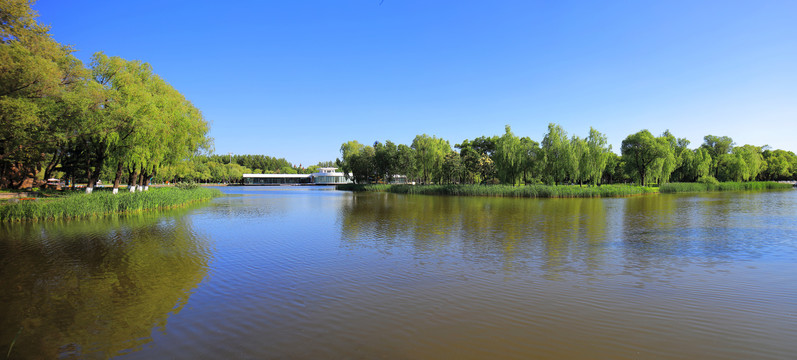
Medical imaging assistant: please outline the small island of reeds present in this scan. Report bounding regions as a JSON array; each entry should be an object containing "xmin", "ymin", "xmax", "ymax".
[{"xmin": 0, "ymin": 187, "xmax": 221, "ymax": 222}]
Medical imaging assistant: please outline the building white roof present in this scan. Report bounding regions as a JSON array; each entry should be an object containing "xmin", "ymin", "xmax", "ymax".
[{"xmin": 242, "ymin": 174, "xmax": 311, "ymax": 178}]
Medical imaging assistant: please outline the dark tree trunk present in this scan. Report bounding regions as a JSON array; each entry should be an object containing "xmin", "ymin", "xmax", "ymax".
[
  {"xmin": 128, "ymin": 164, "xmax": 139, "ymax": 192},
  {"xmin": 43, "ymin": 151, "xmax": 61, "ymax": 188},
  {"xmin": 112, "ymin": 161, "xmax": 124, "ymax": 193}
]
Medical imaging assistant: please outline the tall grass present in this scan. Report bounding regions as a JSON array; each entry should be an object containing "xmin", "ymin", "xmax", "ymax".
[
  {"xmin": 660, "ymin": 181, "xmax": 793, "ymax": 193},
  {"xmin": 336, "ymin": 184, "xmax": 657, "ymax": 198},
  {"xmin": 0, "ymin": 187, "xmax": 221, "ymax": 222}
]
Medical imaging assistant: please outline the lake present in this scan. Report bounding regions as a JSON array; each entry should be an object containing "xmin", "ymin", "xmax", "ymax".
[{"xmin": 1, "ymin": 187, "xmax": 796, "ymax": 359}]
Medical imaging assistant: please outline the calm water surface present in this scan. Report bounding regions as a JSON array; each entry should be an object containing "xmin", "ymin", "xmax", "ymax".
[{"xmin": 1, "ymin": 187, "xmax": 796, "ymax": 359}]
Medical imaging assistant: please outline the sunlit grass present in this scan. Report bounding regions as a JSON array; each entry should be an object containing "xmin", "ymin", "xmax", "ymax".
[
  {"xmin": 0, "ymin": 187, "xmax": 221, "ymax": 222},
  {"xmin": 660, "ymin": 181, "xmax": 793, "ymax": 193}
]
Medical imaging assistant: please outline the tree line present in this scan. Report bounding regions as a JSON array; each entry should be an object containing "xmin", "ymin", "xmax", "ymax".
[
  {"xmin": 1, "ymin": 1, "xmax": 210, "ymax": 192},
  {"xmin": 336, "ymin": 125, "xmax": 797, "ymax": 186},
  {"xmin": 153, "ymin": 155, "xmax": 334, "ymax": 184}
]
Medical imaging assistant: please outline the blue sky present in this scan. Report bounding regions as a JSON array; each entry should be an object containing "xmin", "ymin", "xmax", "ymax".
[{"xmin": 36, "ymin": 0, "xmax": 797, "ymax": 166}]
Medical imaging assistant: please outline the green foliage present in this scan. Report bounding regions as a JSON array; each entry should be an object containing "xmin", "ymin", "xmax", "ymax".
[
  {"xmin": 0, "ymin": 187, "xmax": 220, "ymax": 221},
  {"xmin": 174, "ymin": 181, "xmax": 199, "ymax": 190},
  {"xmin": 411, "ymin": 134, "xmax": 451, "ymax": 184},
  {"xmin": 0, "ymin": 1, "xmax": 210, "ymax": 191},
  {"xmin": 621, "ymin": 130, "xmax": 666, "ymax": 186},
  {"xmin": 541, "ymin": 123, "xmax": 572, "ymax": 185},
  {"xmin": 337, "ymin": 183, "xmax": 657, "ymax": 198},
  {"xmin": 583, "ymin": 127, "xmax": 610, "ymax": 186},
  {"xmin": 697, "ymin": 175, "xmax": 720, "ymax": 186},
  {"xmin": 660, "ymin": 181, "xmax": 791, "ymax": 193},
  {"xmin": 494, "ymin": 125, "xmax": 523, "ymax": 185},
  {"xmin": 701, "ymin": 135, "xmax": 735, "ymax": 177},
  {"xmin": 760, "ymin": 149, "xmax": 796, "ymax": 181}
]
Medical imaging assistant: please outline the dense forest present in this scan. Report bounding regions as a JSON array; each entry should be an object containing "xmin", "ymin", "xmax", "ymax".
[{"xmin": 336, "ymin": 125, "xmax": 797, "ymax": 186}]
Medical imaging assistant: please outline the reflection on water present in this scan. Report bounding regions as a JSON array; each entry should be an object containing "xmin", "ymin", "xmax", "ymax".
[
  {"xmin": 0, "ymin": 206, "xmax": 211, "ymax": 359},
  {"xmin": 339, "ymin": 194, "xmax": 613, "ymax": 280},
  {"xmin": 1, "ymin": 187, "xmax": 796, "ymax": 359}
]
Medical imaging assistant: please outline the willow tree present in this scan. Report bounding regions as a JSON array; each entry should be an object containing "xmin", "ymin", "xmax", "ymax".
[
  {"xmin": 653, "ymin": 131, "xmax": 678, "ymax": 185},
  {"xmin": 493, "ymin": 125, "xmax": 523, "ymax": 185},
  {"xmin": 0, "ymin": 0, "xmax": 88, "ymax": 188},
  {"xmin": 89, "ymin": 54, "xmax": 154, "ymax": 193},
  {"xmin": 733, "ymin": 145, "xmax": 764, "ymax": 181},
  {"xmin": 570, "ymin": 135, "xmax": 587, "ymax": 186},
  {"xmin": 541, "ymin": 123, "xmax": 572, "ymax": 185},
  {"xmin": 621, "ymin": 130, "xmax": 666, "ymax": 186},
  {"xmin": 520, "ymin": 136, "xmax": 542, "ymax": 185},
  {"xmin": 133, "ymin": 74, "xmax": 209, "ymax": 190},
  {"xmin": 583, "ymin": 127, "xmax": 610, "ymax": 186},
  {"xmin": 87, "ymin": 53, "xmax": 209, "ymax": 193},
  {"xmin": 701, "ymin": 135, "xmax": 734, "ymax": 178},
  {"xmin": 411, "ymin": 134, "xmax": 450, "ymax": 184}
]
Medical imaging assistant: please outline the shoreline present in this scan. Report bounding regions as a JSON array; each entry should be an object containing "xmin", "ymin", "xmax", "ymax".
[
  {"xmin": 0, "ymin": 187, "xmax": 222, "ymax": 222},
  {"xmin": 336, "ymin": 181, "xmax": 792, "ymax": 198}
]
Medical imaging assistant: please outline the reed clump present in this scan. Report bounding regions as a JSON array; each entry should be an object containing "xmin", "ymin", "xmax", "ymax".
[
  {"xmin": 336, "ymin": 184, "xmax": 657, "ymax": 198},
  {"xmin": 660, "ymin": 181, "xmax": 793, "ymax": 193},
  {"xmin": 0, "ymin": 187, "xmax": 221, "ymax": 222}
]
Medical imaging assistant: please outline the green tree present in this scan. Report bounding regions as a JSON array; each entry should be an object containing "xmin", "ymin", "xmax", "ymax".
[
  {"xmin": 338, "ymin": 140, "xmax": 364, "ymax": 180},
  {"xmin": 701, "ymin": 135, "xmax": 734, "ymax": 178},
  {"xmin": 396, "ymin": 144, "xmax": 417, "ymax": 182},
  {"xmin": 455, "ymin": 139, "xmax": 481, "ymax": 184},
  {"xmin": 583, "ymin": 127, "xmax": 610, "ymax": 186},
  {"xmin": 717, "ymin": 153, "xmax": 748, "ymax": 182},
  {"xmin": 411, "ymin": 134, "xmax": 450, "ymax": 184},
  {"xmin": 733, "ymin": 145, "xmax": 764, "ymax": 181},
  {"xmin": 541, "ymin": 123, "xmax": 571, "ymax": 185},
  {"xmin": 374, "ymin": 140, "xmax": 399, "ymax": 183},
  {"xmin": 0, "ymin": 0, "xmax": 90, "ymax": 188},
  {"xmin": 441, "ymin": 151, "xmax": 463, "ymax": 184},
  {"xmin": 520, "ymin": 136, "xmax": 542, "ymax": 185},
  {"xmin": 493, "ymin": 125, "xmax": 523, "ymax": 185},
  {"xmin": 570, "ymin": 135, "xmax": 587, "ymax": 186},
  {"xmin": 621, "ymin": 130, "xmax": 666, "ymax": 186}
]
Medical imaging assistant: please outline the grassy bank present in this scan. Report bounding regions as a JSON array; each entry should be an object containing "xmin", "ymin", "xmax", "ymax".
[
  {"xmin": 0, "ymin": 187, "xmax": 222, "ymax": 222},
  {"xmin": 660, "ymin": 181, "xmax": 793, "ymax": 193},
  {"xmin": 336, "ymin": 184, "xmax": 658, "ymax": 198}
]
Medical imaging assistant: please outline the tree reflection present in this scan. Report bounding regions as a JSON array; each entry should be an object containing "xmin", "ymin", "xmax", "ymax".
[
  {"xmin": 338, "ymin": 193, "xmax": 609, "ymax": 278},
  {"xmin": 0, "ymin": 208, "xmax": 210, "ymax": 359}
]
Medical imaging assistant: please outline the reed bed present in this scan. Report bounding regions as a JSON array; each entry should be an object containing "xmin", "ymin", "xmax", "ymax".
[
  {"xmin": 660, "ymin": 181, "xmax": 793, "ymax": 193},
  {"xmin": 336, "ymin": 184, "xmax": 657, "ymax": 198},
  {"xmin": 0, "ymin": 187, "xmax": 221, "ymax": 222}
]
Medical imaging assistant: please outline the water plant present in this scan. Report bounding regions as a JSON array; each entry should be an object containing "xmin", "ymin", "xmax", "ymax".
[
  {"xmin": 660, "ymin": 181, "xmax": 793, "ymax": 193},
  {"xmin": 0, "ymin": 187, "xmax": 221, "ymax": 222},
  {"xmin": 336, "ymin": 184, "xmax": 658, "ymax": 198}
]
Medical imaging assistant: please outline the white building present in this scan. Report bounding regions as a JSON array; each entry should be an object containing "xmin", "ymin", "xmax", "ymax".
[{"xmin": 242, "ymin": 167, "xmax": 352, "ymax": 185}]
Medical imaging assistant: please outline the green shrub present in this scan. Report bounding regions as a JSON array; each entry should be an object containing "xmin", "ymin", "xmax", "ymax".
[
  {"xmin": 174, "ymin": 181, "xmax": 200, "ymax": 190},
  {"xmin": 697, "ymin": 176, "xmax": 720, "ymax": 186}
]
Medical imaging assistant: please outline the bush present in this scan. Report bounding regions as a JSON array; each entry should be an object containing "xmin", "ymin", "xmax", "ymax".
[
  {"xmin": 697, "ymin": 176, "xmax": 720, "ymax": 186},
  {"xmin": 174, "ymin": 181, "xmax": 200, "ymax": 190}
]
